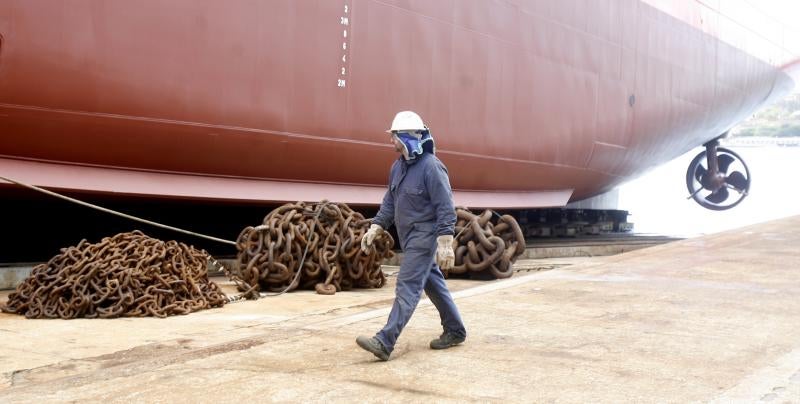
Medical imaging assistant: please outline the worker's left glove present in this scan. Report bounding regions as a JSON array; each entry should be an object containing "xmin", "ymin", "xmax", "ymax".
[
  {"xmin": 435, "ymin": 235, "xmax": 455, "ymax": 270},
  {"xmin": 361, "ymin": 224, "xmax": 384, "ymax": 253}
]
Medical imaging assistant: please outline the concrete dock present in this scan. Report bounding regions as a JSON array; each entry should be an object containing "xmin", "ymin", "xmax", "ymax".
[{"xmin": 0, "ymin": 217, "xmax": 798, "ymax": 403}]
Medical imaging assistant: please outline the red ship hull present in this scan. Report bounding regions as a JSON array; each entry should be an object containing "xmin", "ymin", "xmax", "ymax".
[{"xmin": 0, "ymin": 0, "xmax": 795, "ymax": 208}]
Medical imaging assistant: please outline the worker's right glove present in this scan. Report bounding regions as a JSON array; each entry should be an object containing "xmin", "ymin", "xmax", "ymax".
[
  {"xmin": 436, "ymin": 235, "xmax": 455, "ymax": 270},
  {"xmin": 361, "ymin": 224, "xmax": 384, "ymax": 253}
]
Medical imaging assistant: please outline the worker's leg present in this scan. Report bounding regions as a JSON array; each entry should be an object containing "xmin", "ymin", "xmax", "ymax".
[
  {"xmin": 424, "ymin": 263, "xmax": 467, "ymax": 338},
  {"xmin": 374, "ymin": 246, "xmax": 434, "ymax": 353}
]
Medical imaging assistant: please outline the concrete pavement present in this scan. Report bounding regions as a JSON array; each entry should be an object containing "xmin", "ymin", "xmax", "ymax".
[{"xmin": 0, "ymin": 217, "xmax": 798, "ymax": 403}]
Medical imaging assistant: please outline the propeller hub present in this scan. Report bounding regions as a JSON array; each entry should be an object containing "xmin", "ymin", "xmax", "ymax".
[{"xmin": 708, "ymin": 173, "xmax": 726, "ymax": 191}]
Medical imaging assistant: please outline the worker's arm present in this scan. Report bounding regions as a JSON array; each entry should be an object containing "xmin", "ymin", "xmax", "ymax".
[
  {"xmin": 372, "ymin": 162, "xmax": 398, "ymax": 230},
  {"xmin": 373, "ymin": 189, "xmax": 395, "ymax": 230},
  {"xmin": 426, "ymin": 160, "xmax": 456, "ymax": 236}
]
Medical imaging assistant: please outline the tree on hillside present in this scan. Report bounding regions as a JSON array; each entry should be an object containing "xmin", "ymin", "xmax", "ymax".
[{"xmin": 732, "ymin": 93, "xmax": 800, "ymax": 137}]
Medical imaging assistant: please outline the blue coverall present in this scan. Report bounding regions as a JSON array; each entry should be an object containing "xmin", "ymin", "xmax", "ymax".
[{"xmin": 372, "ymin": 152, "xmax": 467, "ymax": 353}]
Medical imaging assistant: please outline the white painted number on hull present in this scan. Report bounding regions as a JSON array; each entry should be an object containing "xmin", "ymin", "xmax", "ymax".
[{"xmin": 338, "ymin": 3, "xmax": 350, "ymax": 88}]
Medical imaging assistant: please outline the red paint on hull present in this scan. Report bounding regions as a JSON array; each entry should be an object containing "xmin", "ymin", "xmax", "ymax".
[{"xmin": 0, "ymin": 0, "xmax": 795, "ymax": 207}]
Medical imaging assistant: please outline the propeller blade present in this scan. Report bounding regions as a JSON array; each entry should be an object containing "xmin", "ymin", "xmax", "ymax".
[
  {"xmin": 718, "ymin": 154, "xmax": 735, "ymax": 174},
  {"xmin": 705, "ymin": 187, "xmax": 729, "ymax": 204},
  {"xmin": 726, "ymin": 171, "xmax": 748, "ymax": 191},
  {"xmin": 694, "ymin": 165, "xmax": 707, "ymax": 183}
]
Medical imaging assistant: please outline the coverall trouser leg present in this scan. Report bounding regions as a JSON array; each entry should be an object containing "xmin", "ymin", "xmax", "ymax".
[
  {"xmin": 375, "ymin": 247, "xmax": 466, "ymax": 353},
  {"xmin": 423, "ymin": 261, "xmax": 467, "ymax": 339}
]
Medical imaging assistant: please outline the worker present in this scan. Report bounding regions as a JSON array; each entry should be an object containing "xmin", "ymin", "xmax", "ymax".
[{"xmin": 357, "ymin": 110, "xmax": 467, "ymax": 361}]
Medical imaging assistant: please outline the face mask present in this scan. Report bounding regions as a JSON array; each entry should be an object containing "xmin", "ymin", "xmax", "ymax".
[{"xmin": 393, "ymin": 131, "xmax": 435, "ymax": 161}]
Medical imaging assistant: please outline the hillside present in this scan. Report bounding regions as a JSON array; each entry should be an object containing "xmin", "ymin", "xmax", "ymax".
[{"xmin": 732, "ymin": 93, "xmax": 800, "ymax": 138}]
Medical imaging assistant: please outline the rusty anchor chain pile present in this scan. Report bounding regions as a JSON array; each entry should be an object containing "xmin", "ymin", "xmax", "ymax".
[
  {"xmin": 449, "ymin": 208, "xmax": 526, "ymax": 279},
  {"xmin": 234, "ymin": 201, "xmax": 394, "ymax": 297},
  {"xmin": 1, "ymin": 231, "xmax": 226, "ymax": 319}
]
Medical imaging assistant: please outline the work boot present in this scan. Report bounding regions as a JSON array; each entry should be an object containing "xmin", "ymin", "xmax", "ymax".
[
  {"xmin": 356, "ymin": 336, "xmax": 390, "ymax": 361},
  {"xmin": 429, "ymin": 332, "xmax": 465, "ymax": 350}
]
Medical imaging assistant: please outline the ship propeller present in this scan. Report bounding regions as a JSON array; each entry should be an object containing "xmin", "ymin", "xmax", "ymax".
[
  {"xmin": 717, "ymin": 154, "xmax": 735, "ymax": 173},
  {"xmin": 685, "ymin": 145, "xmax": 751, "ymax": 211}
]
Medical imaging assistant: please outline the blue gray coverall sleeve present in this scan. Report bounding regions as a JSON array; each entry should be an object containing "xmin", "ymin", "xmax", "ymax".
[
  {"xmin": 425, "ymin": 161, "xmax": 456, "ymax": 236},
  {"xmin": 372, "ymin": 162, "xmax": 397, "ymax": 230},
  {"xmin": 373, "ymin": 188, "xmax": 395, "ymax": 230}
]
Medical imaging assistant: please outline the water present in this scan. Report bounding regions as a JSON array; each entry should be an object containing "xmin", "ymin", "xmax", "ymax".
[{"xmin": 617, "ymin": 146, "xmax": 800, "ymax": 237}]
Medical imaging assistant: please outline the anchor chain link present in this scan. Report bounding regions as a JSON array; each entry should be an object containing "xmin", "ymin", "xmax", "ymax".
[
  {"xmin": 1, "ymin": 231, "xmax": 226, "ymax": 318},
  {"xmin": 233, "ymin": 201, "xmax": 394, "ymax": 297},
  {"xmin": 449, "ymin": 207, "xmax": 526, "ymax": 279}
]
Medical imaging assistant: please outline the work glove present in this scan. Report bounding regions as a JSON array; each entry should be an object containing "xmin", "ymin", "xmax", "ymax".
[
  {"xmin": 361, "ymin": 224, "xmax": 384, "ymax": 253},
  {"xmin": 436, "ymin": 235, "xmax": 455, "ymax": 270}
]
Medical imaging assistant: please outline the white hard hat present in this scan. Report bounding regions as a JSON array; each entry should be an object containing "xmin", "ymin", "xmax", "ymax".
[{"xmin": 387, "ymin": 111, "xmax": 427, "ymax": 133}]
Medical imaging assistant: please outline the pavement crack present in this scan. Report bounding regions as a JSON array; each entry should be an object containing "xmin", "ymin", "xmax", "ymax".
[
  {"xmin": 345, "ymin": 379, "xmax": 457, "ymax": 400},
  {"xmin": 8, "ymin": 368, "xmax": 29, "ymax": 387},
  {"xmin": 0, "ymin": 327, "xmax": 316, "ymax": 398}
]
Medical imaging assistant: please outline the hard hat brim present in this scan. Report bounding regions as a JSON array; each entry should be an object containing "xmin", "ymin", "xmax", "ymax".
[{"xmin": 385, "ymin": 128, "xmax": 428, "ymax": 133}]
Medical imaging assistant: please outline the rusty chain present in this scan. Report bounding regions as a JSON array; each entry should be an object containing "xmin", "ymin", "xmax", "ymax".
[
  {"xmin": 1, "ymin": 200, "xmax": 522, "ymax": 321},
  {"xmin": 448, "ymin": 207, "xmax": 526, "ymax": 279},
  {"xmin": 1, "ymin": 231, "xmax": 226, "ymax": 319},
  {"xmin": 233, "ymin": 201, "xmax": 394, "ymax": 297}
]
